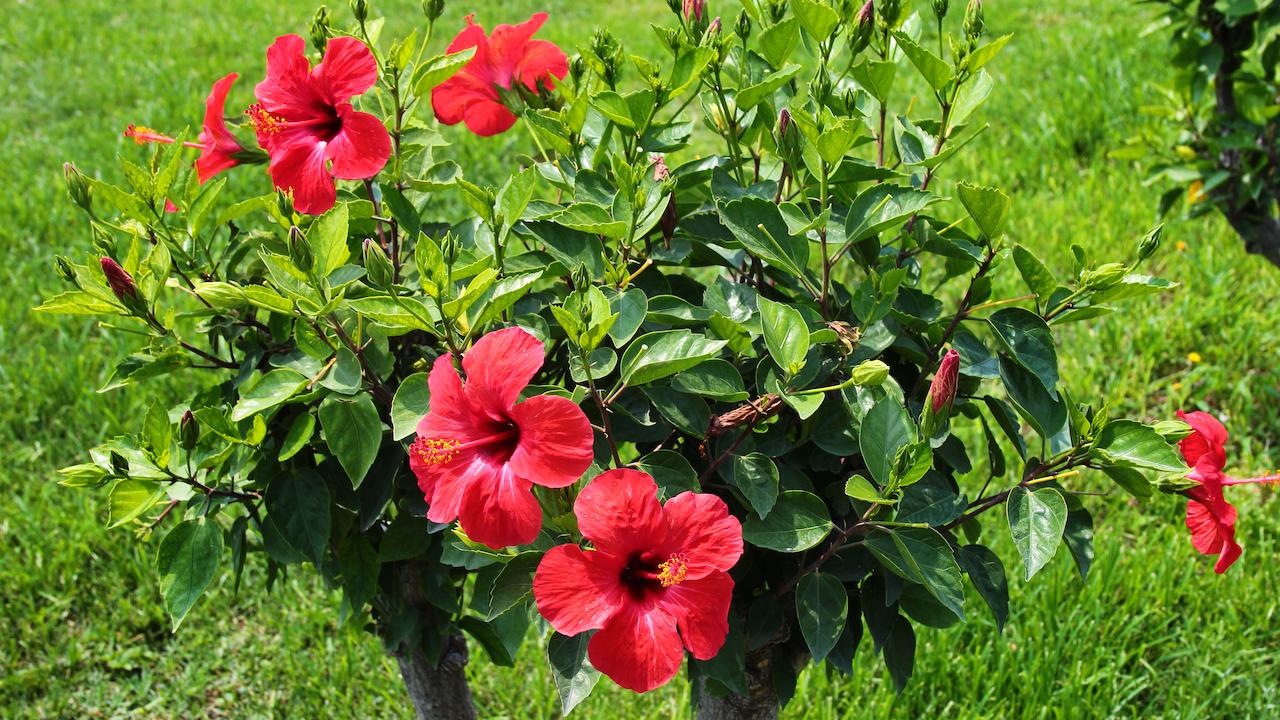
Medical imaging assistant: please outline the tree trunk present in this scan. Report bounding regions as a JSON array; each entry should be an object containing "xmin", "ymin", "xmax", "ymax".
[
  {"xmin": 1225, "ymin": 211, "xmax": 1280, "ymax": 268},
  {"xmin": 394, "ymin": 634, "xmax": 477, "ymax": 720},
  {"xmin": 696, "ymin": 650, "xmax": 781, "ymax": 720}
]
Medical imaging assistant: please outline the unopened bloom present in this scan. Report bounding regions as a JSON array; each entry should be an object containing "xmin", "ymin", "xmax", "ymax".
[
  {"xmin": 432, "ymin": 13, "xmax": 569, "ymax": 137},
  {"xmin": 251, "ymin": 35, "xmax": 391, "ymax": 215},
  {"xmin": 683, "ymin": 0, "xmax": 705, "ymax": 22},
  {"xmin": 533, "ymin": 469, "xmax": 743, "ymax": 693},
  {"xmin": 100, "ymin": 258, "xmax": 137, "ymax": 300},
  {"xmin": 928, "ymin": 349, "xmax": 960, "ymax": 413},
  {"xmin": 1176, "ymin": 410, "xmax": 1280, "ymax": 573},
  {"xmin": 409, "ymin": 327, "xmax": 594, "ymax": 549}
]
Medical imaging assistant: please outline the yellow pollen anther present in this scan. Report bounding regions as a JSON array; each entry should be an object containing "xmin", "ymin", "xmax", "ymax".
[
  {"xmin": 412, "ymin": 436, "xmax": 462, "ymax": 467},
  {"xmin": 124, "ymin": 125, "xmax": 173, "ymax": 145},
  {"xmin": 657, "ymin": 553, "xmax": 689, "ymax": 587},
  {"xmin": 246, "ymin": 104, "xmax": 287, "ymax": 135}
]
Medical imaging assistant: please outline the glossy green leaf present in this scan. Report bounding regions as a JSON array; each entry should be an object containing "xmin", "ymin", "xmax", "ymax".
[
  {"xmin": 319, "ymin": 394, "xmax": 383, "ymax": 488},
  {"xmin": 956, "ymin": 544, "xmax": 1008, "ymax": 632},
  {"xmin": 742, "ymin": 491, "xmax": 832, "ymax": 552},
  {"xmin": 265, "ymin": 469, "xmax": 331, "ymax": 564},
  {"xmin": 757, "ymin": 296, "xmax": 809, "ymax": 377},
  {"xmin": 620, "ymin": 330, "xmax": 727, "ymax": 386},
  {"xmin": 859, "ymin": 398, "xmax": 916, "ymax": 487},
  {"xmin": 956, "ymin": 182, "xmax": 1010, "ymax": 239},
  {"xmin": 732, "ymin": 453, "xmax": 780, "ymax": 519},
  {"xmin": 795, "ymin": 572, "xmax": 847, "ymax": 663},
  {"xmin": 156, "ymin": 519, "xmax": 223, "ymax": 630},
  {"xmin": 391, "ymin": 372, "xmax": 431, "ymax": 441},
  {"xmin": 548, "ymin": 632, "xmax": 601, "ymax": 716},
  {"xmin": 1006, "ymin": 486, "xmax": 1067, "ymax": 581},
  {"xmin": 864, "ymin": 527, "xmax": 964, "ymax": 621},
  {"xmin": 1092, "ymin": 420, "xmax": 1186, "ymax": 472},
  {"xmin": 230, "ymin": 369, "xmax": 308, "ymax": 421},
  {"xmin": 988, "ymin": 307, "xmax": 1059, "ymax": 392}
]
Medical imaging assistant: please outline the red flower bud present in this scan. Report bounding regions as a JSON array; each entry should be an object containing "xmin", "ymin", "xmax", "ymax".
[
  {"xmin": 100, "ymin": 257, "xmax": 137, "ymax": 300},
  {"xmin": 683, "ymin": 0, "xmax": 705, "ymax": 22},
  {"xmin": 929, "ymin": 349, "xmax": 959, "ymax": 413}
]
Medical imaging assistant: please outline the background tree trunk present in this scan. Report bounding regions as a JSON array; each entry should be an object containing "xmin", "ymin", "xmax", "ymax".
[
  {"xmin": 696, "ymin": 649, "xmax": 781, "ymax": 720},
  {"xmin": 395, "ymin": 634, "xmax": 477, "ymax": 720}
]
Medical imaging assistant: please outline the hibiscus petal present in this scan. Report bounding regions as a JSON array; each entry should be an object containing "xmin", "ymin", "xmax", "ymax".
[
  {"xmin": 314, "ymin": 36, "xmax": 379, "ymax": 103},
  {"xmin": 460, "ymin": 99, "xmax": 519, "ymax": 137},
  {"xmin": 1215, "ymin": 534, "xmax": 1243, "ymax": 574},
  {"xmin": 486, "ymin": 13, "xmax": 550, "ymax": 88},
  {"xmin": 660, "ymin": 571, "xmax": 735, "ymax": 660},
  {"xmin": 423, "ymin": 452, "xmax": 488, "ymax": 526},
  {"xmin": 1176, "ymin": 410, "xmax": 1228, "ymax": 475},
  {"xmin": 515, "ymin": 39, "xmax": 568, "ymax": 92},
  {"xmin": 508, "ymin": 395, "xmax": 594, "ymax": 489},
  {"xmin": 461, "ymin": 327, "xmax": 545, "ymax": 413},
  {"xmin": 457, "ymin": 462, "xmax": 542, "ymax": 549},
  {"xmin": 660, "ymin": 492, "xmax": 743, "ymax": 580},
  {"xmin": 256, "ymin": 35, "xmax": 325, "ymax": 114},
  {"xmin": 575, "ymin": 469, "xmax": 667, "ymax": 556},
  {"xmin": 533, "ymin": 545, "xmax": 626, "ymax": 636},
  {"xmin": 268, "ymin": 139, "xmax": 336, "ymax": 215},
  {"xmin": 588, "ymin": 602, "xmax": 684, "ymax": 693},
  {"xmin": 432, "ymin": 72, "xmax": 516, "ymax": 137},
  {"xmin": 417, "ymin": 354, "xmax": 467, "ymax": 435},
  {"xmin": 196, "ymin": 73, "xmax": 243, "ymax": 183},
  {"xmin": 327, "ymin": 104, "xmax": 391, "ymax": 179}
]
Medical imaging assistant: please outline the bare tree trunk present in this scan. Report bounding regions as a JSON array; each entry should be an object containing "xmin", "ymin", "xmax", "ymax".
[
  {"xmin": 696, "ymin": 650, "xmax": 781, "ymax": 720},
  {"xmin": 394, "ymin": 634, "xmax": 477, "ymax": 720},
  {"xmin": 1224, "ymin": 213, "xmax": 1280, "ymax": 268}
]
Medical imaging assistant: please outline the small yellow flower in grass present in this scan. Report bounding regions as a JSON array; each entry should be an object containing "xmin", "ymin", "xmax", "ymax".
[
  {"xmin": 1172, "ymin": 381, "xmax": 1184, "ymax": 391},
  {"xmin": 1176, "ymin": 240, "xmax": 1188, "ymax": 252},
  {"xmin": 1187, "ymin": 351, "xmax": 1202, "ymax": 364},
  {"xmin": 1188, "ymin": 180, "xmax": 1207, "ymax": 204}
]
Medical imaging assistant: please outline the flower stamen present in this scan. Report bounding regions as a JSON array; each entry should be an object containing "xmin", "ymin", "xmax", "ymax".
[
  {"xmin": 246, "ymin": 104, "xmax": 288, "ymax": 136},
  {"xmin": 657, "ymin": 552, "xmax": 689, "ymax": 587},
  {"xmin": 124, "ymin": 125, "xmax": 175, "ymax": 145},
  {"xmin": 411, "ymin": 437, "xmax": 462, "ymax": 466}
]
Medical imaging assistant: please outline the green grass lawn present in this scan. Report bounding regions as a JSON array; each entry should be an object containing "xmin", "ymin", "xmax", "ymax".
[{"xmin": 2, "ymin": 0, "xmax": 1279, "ymax": 717}]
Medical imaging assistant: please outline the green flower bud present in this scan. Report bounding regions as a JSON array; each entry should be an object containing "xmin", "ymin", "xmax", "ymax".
[
  {"xmin": 851, "ymin": 1, "xmax": 875, "ymax": 54},
  {"xmin": 1152, "ymin": 418, "xmax": 1193, "ymax": 442},
  {"xmin": 350, "ymin": 0, "xmax": 369, "ymax": 23},
  {"xmin": 570, "ymin": 264, "xmax": 591, "ymax": 291},
  {"xmin": 1138, "ymin": 224, "xmax": 1163, "ymax": 261},
  {"xmin": 363, "ymin": 239, "xmax": 395, "ymax": 289},
  {"xmin": 179, "ymin": 410, "xmax": 200, "ymax": 450},
  {"xmin": 289, "ymin": 226, "xmax": 314, "ymax": 273},
  {"xmin": 440, "ymin": 231, "xmax": 458, "ymax": 265},
  {"xmin": 877, "ymin": 0, "xmax": 901, "ymax": 29},
  {"xmin": 63, "ymin": 162, "xmax": 92, "ymax": 213},
  {"xmin": 422, "ymin": 0, "xmax": 445, "ymax": 21},
  {"xmin": 736, "ymin": 10, "xmax": 752, "ymax": 39},
  {"xmin": 55, "ymin": 255, "xmax": 78, "ymax": 285},
  {"xmin": 1152, "ymin": 475, "xmax": 1199, "ymax": 494},
  {"xmin": 851, "ymin": 359, "xmax": 890, "ymax": 386},
  {"xmin": 931, "ymin": 0, "xmax": 949, "ymax": 19},
  {"xmin": 963, "ymin": 0, "xmax": 983, "ymax": 41},
  {"xmin": 310, "ymin": 6, "xmax": 332, "ymax": 52}
]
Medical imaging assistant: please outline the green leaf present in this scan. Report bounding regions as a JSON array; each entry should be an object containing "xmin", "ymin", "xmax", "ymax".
[
  {"xmin": 569, "ymin": 347, "xmax": 618, "ymax": 385},
  {"xmin": 742, "ymin": 491, "xmax": 832, "ymax": 552},
  {"xmin": 1092, "ymin": 420, "xmax": 1186, "ymax": 472},
  {"xmin": 391, "ymin": 372, "xmax": 431, "ymax": 441},
  {"xmin": 620, "ymin": 330, "xmax": 727, "ymax": 386},
  {"xmin": 308, "ymin": 202, "xmax": 350, "ymax": 277},
  {"xmin": 717, "ymin": 196, "xmax": 810, "ymax": 278},
  {"xmin": 1102, "ymin": 465, "xmax": 1154, "ymax": 499},
  {"xmin": 956, "ymin": 182, "xmax": 1010, "ymax": 239},
  {"xmin": 998, "ymin": 358, "xmax": 1067, "ymax": 444},
  {"xmin": 966, "ymin": 33, "xmax": 1012, "ymax": 72},
  {"xmin": 793, "ymin": 0, "xmax": 839, "ymax": 38},
  {"xmin": 636, "ymin": 450, "xmax": 699, "ymax": 499},
  {"xmin": 107, "ymin": 479, "xmax": 165, "ymax": 528},
  {"xmin": 34, "ymin": 290, "xmax": 119, "ymax": 315},
  {"xmin": 732, "ymin": 453, "xmax": 780, "ymax": 519},
  {"xmin": 265, "ymin": 469, "xmax": 332, "ymax": 564},
  {"xmin": 795, "ymin": 572, "xmax": 847, "ymax": 663},
  {"xmin": 844, "ymin": 184, "xmax": 939, "ymax": 243},
  {"xmin": 757, "ymin": 17, "xmax": 800, "ymax": 68},
  {"xmin": 319, "ymin": 394, "xmax": 384, "ymax": 488},
  {"xmin": 412, "ymin": 47, "xmax": 477, "ymax": 95},
  {"xmin": 735, "ymin": 65, "xmax": 802, "ymax": 109},
  {"xmin": 1006, "ymin": 486, "xmax": 1067, "ymax": 581},
  {"xmin": 864, "ymin": 527, "xmax": 964, "ymax": 621},
  {"xmin": 156, "ymin": 519, "xmax": 223, "ymax": 630},
  {"xmin": 988, "ymin": 307, "xmax": 1059, "ymax": 392},
  {"xmin": 1064, "ymin": 504, "xmax": 1094, "ymax": 581},
  {"xmin": 460, "ymin": 607, "xmax": 531, "ymax": 667},
  {"xmin": 956, "ymin": 544, "xmax": 1008, "ymax": 632},
  {"xmin": 607, "ymin": 288, "xmax": 647, "ymax": 345},
  {"xmin": 859, "ymin": 398, "xmax": 916, "ymax": 487},
  {"xmin": 893, "ymin": 31, "xmax": 953, "ymax": 91},
  {"xmin": 844, "ymin": 474, "xmax": 891, "ymax": 503},
  {"xmin": 338, "ymin": 532, "xmax": 379, "ymax": 612},
  {"xmin": 1011, "ymin": 244, "xmax": 1057, "ymax": 300},
  {"xmin": 671, "ymin": 359, "xmax": 748, "ymax": 402},
  {"xmin": 883, "ymin": 617, "xmax": 915, "ymax": 692},
  {"xmin": 757, "ymin": 297, "xmax": 809, "ymax": 377},
  {"xmin": 487, "ymin": 552, "xmax": 542, "ymax": 620},
  {"xmin": 548, "ymin": 632, "xmax": 601, "ymax": 716},
  {"xmin": 230, "ymin": 369, "xmax": 308, "ymax": 421}
]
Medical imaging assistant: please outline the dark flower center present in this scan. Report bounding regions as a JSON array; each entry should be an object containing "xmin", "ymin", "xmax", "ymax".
[{"xmin": 619, "ymin": 550, "xmax": 689, "ymax": 598}]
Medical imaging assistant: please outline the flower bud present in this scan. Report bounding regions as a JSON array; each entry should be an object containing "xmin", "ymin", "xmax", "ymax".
[
  {"xmin": 440, "ymin": 232, "xmax": 458, "ymax": 265},
  {"xmin": 683, "ymin": 0, "xmax": 705, "ymax": 22},
  {"xmin": 877, "ymin": 0, "xmax": 901, "ymax": 29},
  {"xmin": 350, "ymin": 0, "xmax": 369, "ymax": 23},
  {"xmin": 63, "ymin": 162, "xmax": 92, "ymax": 213},
  {"xmin": 766, "ymin": 0, "xmax": 787, "ymax": 22},
  {"xmin": 660, "ymin": 197, "xmax": 678, "ymax": 247},
  {"xmin": 570, "ymin": 55, "xmax": 587, "ymax": 84},
  {"xmin": 667, "ymin": 0, "xmax": 682, "ymax": 14},
  {"xmin": 101, "ymin": 257, "xmax": 137, "ymax": 301},
  {"xmin": 276, "ymin": 189, "xmax": 295, "ymax": 218},
  {"xmin": 1080, "ymin": 262, "xmax": 1126, "ymax": 291},
  {"xmin": 310, "ymin": 6, "xmax": 332, "ymax": 52},
  {"xmin": 778, "ymin": 108, "xmax": 792, "ymax": 137},
  {"xmin": 179, "ymin": 410, "xmax": 200, "ymax": 450},
  {"xmin": 703, "ymin": 16, "xmax": 722, "ymax": 46},
  {"xmin": 55, "ymin": 256, "xmax": 78, "ymax": 285},
  {"xmin": 1138, "ymin": 224, "xmax": 1162, "ymax": 261},
  {"xmin": 422, "ymin": 0, "xmax": 445, "ymax": 21},
  {"xmin": 570, "ymin": 264, "xmax": 591, "ymax": 291},
  {"xmin": 851, "ymin": 359, "xmax": 890, "ymax": 386},
  {"xmin": 931, "ymin": 0, "xmax": 949, "ymax": 19},
  {"xmin": 289, "ymin": 226, "xmax": 314, "ymax": 272},
  {"xmin": 851, "ymin": 1, "xmax": 875, "ymax": 53},
  {"xmin": 812, "ymin": 69, "xmax": 832, "ymax": 104},
  {"xmin": 652, "ymin": 155, "xmax": 671, "ymax": 182},
  {"xmin": 363, "ymin": 238, "xmax": 395, "ymax": 289},
  {"xmin": 927, "ymin": 349, "xmax": 959, "ymax": 414},
  {"xmin": 963, "ymin": 0, "xmax": 983, "ymax": 41},
  {"xmin": 736, "ymin": 10, "xmax": 752, "ymax": 39}
]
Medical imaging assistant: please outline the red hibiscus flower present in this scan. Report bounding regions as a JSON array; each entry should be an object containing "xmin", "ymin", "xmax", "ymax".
[
  {"xmin": 432, "ymin": 13, "xmax": 569, "ymax": 137},
  {"xmin": 409, "ymin": 327, "xmax": 594, "ymax": 549},
  {"xmin": 533, "ymin": 469, "xmax": 744, "ymax": 693},
  {"xmin": 1176, "ymin": 410, "xmax": 1279, "ymax": 574},
  {"xmin": 196, "ymin": 73, "xmax": 246, "ymax": 183},
  {"xmin": 122, "ymin": 73, "xmax": 250, "ymax": 185},
  {"xmin": 250, "ymin": 35, "xmax": 391, "ymax": 215}
]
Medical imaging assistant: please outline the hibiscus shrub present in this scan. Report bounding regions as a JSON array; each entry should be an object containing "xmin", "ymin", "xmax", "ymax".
[{"xmin": 45, "ymin": 0, "xmax": 1262, "ymax": 717}]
